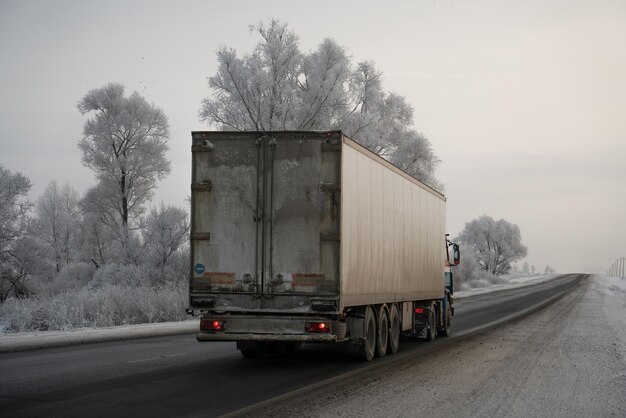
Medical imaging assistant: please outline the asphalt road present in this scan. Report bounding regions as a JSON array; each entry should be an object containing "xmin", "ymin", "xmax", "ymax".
[{"xmin": 0, "ymin": 274, "xmax": 585, "ymax": 418}]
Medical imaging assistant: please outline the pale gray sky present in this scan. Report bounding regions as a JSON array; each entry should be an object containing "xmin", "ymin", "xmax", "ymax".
[{"xmin": 1, "ymin": 0, "xmax": 624, "ymax": 273}]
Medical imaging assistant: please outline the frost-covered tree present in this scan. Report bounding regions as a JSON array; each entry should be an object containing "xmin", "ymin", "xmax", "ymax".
[
  {"xmin": 522, "ymin": 261, "xmax": 530, "ymax": 274},
  {"xmin": 77, "ymin": 83, "xmax": 170, "ymax": 261},
  {"xmin": 143, "ymin": 203, "xmax": 189, "ymax": 283},
  {"xmin": 78, "ymin": 186, "xmax": 117, "ymax": 267},
  {"xmin": 0, "ymin": 166, "xmax": 34, "ymax": 301},
  {"xmin": 200, "ymin": 20, "xmax": 348, "ymax": 131},
  {"xmin": 78, "ymin": 182, "xmax": 143, "ymax": 264},
  {"xmin": 456, "ymin": 215, "xmax": 528, "ymax": 275},
  {"xmin": 200, "ymin": 19, "xmax": 441, "ymax": 189},
  {"xmin": 35, "ymin": 181, "xmax": 81, "ymax": 272},
  {"xmin": 544, "ymin": 265, "xmax": 556, "ymax": 274},
  {"xmin": 0, "ymin": 166, "xmax": 31, "ymax": 254},
  {"xmin": 3, "ymin": 234, "xmax": 49, "ymax": 296}
]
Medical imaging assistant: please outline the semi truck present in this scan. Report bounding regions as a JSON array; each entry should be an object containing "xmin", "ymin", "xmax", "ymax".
[{"xmin": 188, "ymin": 131, "xmax": 460, "ymax": 361}]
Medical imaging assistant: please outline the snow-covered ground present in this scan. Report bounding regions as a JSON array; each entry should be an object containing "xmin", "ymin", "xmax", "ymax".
[
  {"xmin": 455, "ymin": 273, "xmax": 556, "ymax": 298},
  {"xmin": 0, "ymin": 273, "xmax": 558, "ymax": 352},
  {"xmin": 599, "ymin": 274, "xmax": 626, "ymax": 363},
  {"xmin": 244, "ymin": 275, "xmax": 626, "ymax": 417}
]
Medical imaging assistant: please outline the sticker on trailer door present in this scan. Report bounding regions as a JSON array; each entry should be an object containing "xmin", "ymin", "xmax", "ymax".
[{"xmin": 194, "ymin": 264, "xmax": 205, "ymax": 275}]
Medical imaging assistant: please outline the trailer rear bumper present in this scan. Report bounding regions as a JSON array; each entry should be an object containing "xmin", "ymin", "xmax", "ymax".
[
  {"xmin": 196, "ymin": 314, "xmax": 346, "ymax": 343},
  {"xmin": 196, "ymin": 332, "xmax": 339, "ymax": 343}
]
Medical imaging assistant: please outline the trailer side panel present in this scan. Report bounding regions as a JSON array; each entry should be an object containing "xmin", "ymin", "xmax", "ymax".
[{"xmin": 340, "ymin": 138, "xmax": 446, "ymax": 309}]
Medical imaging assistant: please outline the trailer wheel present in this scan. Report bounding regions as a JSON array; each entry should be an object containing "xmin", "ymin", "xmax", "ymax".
[
  {"xmin": 438, "ymin": 302, "xmax": 451, "ymax": 337},
  {"xmin": 376, "ymin": 305, "xmax": 389, "ymax": 358},
  {"xmin": 352, "ymin": 306, "xmax": 377, "ymax": 361},
  {"xmin": 387, "ymin": 304, "xmax": 401, "ymax": 354},
  {"xmin": 345, "ymin": 306, "xmax": 377, "ymax": 361}
]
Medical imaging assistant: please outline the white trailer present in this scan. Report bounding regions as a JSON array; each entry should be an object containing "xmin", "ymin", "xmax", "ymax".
[{"xmin": 189, "ymin": 131, "xmax": 458, "ymax": 361}]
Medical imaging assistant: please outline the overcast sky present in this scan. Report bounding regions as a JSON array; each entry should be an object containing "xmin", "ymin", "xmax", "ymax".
[{"xmin": 1, "ymin": 0, "xmax": 624, "ymax": 273}]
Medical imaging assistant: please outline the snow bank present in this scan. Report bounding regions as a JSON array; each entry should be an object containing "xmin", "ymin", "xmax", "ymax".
[
  {"xmin": 0, "ymin": 283, "xmax": 188, "ymax": 333},
  {"xmin": 0, "ymin": 319, "xmax": 198, "ymax": 352},
  {"xmin": 602, "ymin": 274, "xmax": 626, "ymax": 292},
  {"xmin": 598, "ymin": 274, "xmax": 626, "ymax": 362},
  {"xmin": 455, "ymin": 274, "xmax": 555, "ymax": 298}
]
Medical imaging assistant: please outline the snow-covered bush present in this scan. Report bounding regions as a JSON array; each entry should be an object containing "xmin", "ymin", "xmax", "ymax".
[
  {"xmin": 0, "ymin": 298, "xmax": 34, "ymax": 332},
  {"xmin": 31, "ymin": 262, "xmax": 95, "ymax": 296},
  {"xmin": 87, "ymin": 263, "xmax": 149, "ymax": 289},
  {"xmin": 0, "ymin": 282, "xmax": 188, "ymax": 332}
]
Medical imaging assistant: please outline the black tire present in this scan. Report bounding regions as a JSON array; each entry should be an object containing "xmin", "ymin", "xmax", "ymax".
[
  {"xmin": 361, "ymin": 306, "xmax": 377, "ymax": 361},
  {"xmin": 387, "ymin": 304, "xmax": 401, "ymax": 354},
  {"xmin": 345, "ymin": 306, "xmax": 377, "ymax": 361},
  {"xmin": 376, "ymin": 305, "xmax": 389, "ymax": 358},
  {"xmin": 438, "ymin": 301, "xmax": 451, "ymax": 337}
]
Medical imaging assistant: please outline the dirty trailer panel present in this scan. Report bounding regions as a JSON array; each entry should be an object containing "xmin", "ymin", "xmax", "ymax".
[
  {"xmin": 190, "ymin": 131, "xmax": 446, "ymax": 315},
  {"xmin": 190, "ymin": 131, "xmax": 340, "ymax": 314}
]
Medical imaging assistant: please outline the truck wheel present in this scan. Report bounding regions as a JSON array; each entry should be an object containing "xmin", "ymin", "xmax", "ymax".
[
  {"xmin": 346, "ymin": 306, "xmax": 376, "ymax": 361},
  {"xmin": 438, "ymin": 302, "xmax": 451, "ymax": 337},
  {"xmin": 376, "ymin": 305, "xmax": 389, "ymax": 358},
  {"xmin": 360, "ymin": 306, "xmax": 377, "ymax": 361},
  {"xmin": 387, "ymin": 304, "xmax": 401, "ymax": 354}
]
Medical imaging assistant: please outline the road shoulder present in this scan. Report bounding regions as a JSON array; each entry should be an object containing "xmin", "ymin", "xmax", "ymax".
[
  {"xmin": 0, "ymin": 320, "xmax": 198, "ymax": 352},
  {"xmin": 238, "ymin": 276, "xmax": 626, "ymax": 418}
]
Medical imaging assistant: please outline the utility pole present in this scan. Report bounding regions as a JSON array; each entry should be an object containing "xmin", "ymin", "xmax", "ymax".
[{"xmin": 615, "ymin": 257, "xmax": 625, "ymax": 278}]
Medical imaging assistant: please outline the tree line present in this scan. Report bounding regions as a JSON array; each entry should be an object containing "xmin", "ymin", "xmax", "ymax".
[
  {"xmin": 0, "ymin": 18, "xmax": 540, "ymax": 330},
  {"xmin": 0, "ymin": 82, "xmax": 191, "ymax": 331},
  {"xmin": 0, "ymin": 84, "xmax": 188, "ymax": 303}
]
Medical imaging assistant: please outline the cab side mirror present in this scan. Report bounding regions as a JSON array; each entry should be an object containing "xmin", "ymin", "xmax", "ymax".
[{"xmin": 452, "ymin": 244, "xmax": 460, "ymax": 266}]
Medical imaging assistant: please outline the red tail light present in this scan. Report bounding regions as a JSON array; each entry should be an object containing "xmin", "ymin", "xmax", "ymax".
[
  {"xmin": 200, "ymin": 319, "xmax": 225, "ymax": 331},
  {"xmin": 305, "ymin": 321, "xmax": 331, "ymax": 333},
  {"xmin": 414, "ymin": 307, "xmax": 425, "ymax": 315}
]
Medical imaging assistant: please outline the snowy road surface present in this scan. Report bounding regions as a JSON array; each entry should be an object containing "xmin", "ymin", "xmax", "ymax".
[
  {"xmin": 236, "ymin": 275, "xmax": 626, "ymax": 418},
  {"xmin": 1, "ymin": 274, "xmax": 615, "ymax": 417}
]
